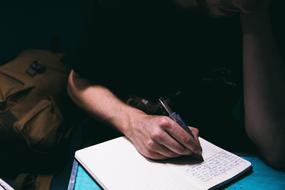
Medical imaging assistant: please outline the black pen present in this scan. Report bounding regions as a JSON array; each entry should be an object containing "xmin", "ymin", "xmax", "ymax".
[
  {"xmin": 158, "ymin": 97, "xmax": 204, "ymax": 161},
  {"xmin": 159, "ymin": 97, "xmax": 193, "ymax": 135}
]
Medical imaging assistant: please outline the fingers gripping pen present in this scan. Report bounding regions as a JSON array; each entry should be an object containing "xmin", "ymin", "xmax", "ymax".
[
  {"xmin": 158, "ymin": 97, "xmax": 193, "ymax": 136},
  {"xmin": 159, "ymin": 97, "xmax": 204, "ymax": 161}
]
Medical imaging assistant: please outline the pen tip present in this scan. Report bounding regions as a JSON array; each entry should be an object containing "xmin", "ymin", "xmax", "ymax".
[{"xmin": 194, "ymin": 154, "xmax": 204, "ymax": 162}]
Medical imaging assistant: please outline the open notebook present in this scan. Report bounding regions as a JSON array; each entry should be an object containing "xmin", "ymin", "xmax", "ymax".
[
  {"xmin": 0, "ymin": 178, "xmax": 14, "ymax": 190},
  {"xmin": 75, "ymin": 137, "xmax": 252, "ymax": 190}
]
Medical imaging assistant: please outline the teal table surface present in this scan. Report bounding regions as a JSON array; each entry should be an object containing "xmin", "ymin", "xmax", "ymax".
[
  {"xmin": 68, "ymin": 156, "xmax": 285, "ymax": 190},
  {"xmin": 226, "ymin": 156, "xmax": 285, "ymax": 190}
]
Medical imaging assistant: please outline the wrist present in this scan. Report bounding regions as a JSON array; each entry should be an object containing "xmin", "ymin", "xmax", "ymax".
[{"xmin": 110, "ymin": 104, "xmax": 146, "ymax": 137}]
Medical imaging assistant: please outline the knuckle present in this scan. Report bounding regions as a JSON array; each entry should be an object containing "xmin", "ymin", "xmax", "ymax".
[
  {"xmin": 191, "ymin": 127, "xmax": 199, "ymax": 135},
  {"xmin": 146, "ymin": 140, "xmax": 156, "ymax": 150},
  {"xmin": 150, "ymin": 130, "xmax": 163, "ymax": 141},
  {"xmin": 158, "ymin": 116, "xmax": 170, "ymax": 126},
  {"xmin": 184, "ymin": 135, "xmax": 192, "ymax": 144}
]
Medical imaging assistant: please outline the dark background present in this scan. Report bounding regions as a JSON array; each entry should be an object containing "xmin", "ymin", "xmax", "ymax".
[
  {"xmin": 0, "ymin": 1, "xmax": 284, "ymax": 64},
  {"xmin": 0, "ymin": 0, "xmax": 92, "ymax": 63},
  {"xmin": 0, "ymin": 0, "xmax": 284, "ymax": 189}
]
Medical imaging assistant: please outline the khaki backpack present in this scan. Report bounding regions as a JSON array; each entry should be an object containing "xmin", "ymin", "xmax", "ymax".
[{"xmin": 0, "ymin": 49, "xmax": 72, "ymax": 178}]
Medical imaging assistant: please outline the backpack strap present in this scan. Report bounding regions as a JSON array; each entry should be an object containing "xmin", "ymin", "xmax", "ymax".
[
  {"xmin": 35, "ymin": 175, "xmax": 53, "ymax": 190},
  {"xmin": 15, "ymin": 173, "xmax": 53, "ymax": 190}
]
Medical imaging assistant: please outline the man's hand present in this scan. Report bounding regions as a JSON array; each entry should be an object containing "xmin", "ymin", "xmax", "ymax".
[
  {"xmin": 124, "ymin": 112, "xmax": 202, "ymax": 160},
  {"xmin": 68, "ymin": 71, "xmax": 202, "ymax": 161}
]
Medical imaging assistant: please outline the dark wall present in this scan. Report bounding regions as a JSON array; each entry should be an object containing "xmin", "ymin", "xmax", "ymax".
[
  {"xmin": 0, "ymin": 1, "xmax": 284, "ymax": 64},
  {"xmin": 0, "ymin": 0, "xmax": 91, "ymax": 63}
]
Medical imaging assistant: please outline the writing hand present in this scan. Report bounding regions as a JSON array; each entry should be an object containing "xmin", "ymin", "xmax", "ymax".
[{"xmin": 125, "ymin": 113, "xmax": 202, "ymax": 160}]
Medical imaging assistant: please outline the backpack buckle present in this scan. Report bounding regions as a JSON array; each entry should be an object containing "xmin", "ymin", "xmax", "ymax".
[{"xmin": 26, "ymin": 61, "xmax": 46, "ymax": 77}]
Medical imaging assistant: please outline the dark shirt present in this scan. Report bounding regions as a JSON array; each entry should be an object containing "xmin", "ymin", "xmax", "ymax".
[{"xmin": 68, "ymin": 0, "xmax": 255, "ymax": 152}]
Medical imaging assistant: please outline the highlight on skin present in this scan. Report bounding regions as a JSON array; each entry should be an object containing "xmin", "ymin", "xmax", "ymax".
[{"xmin": 175, "ymin": 0, "xmax": 260, "ymax": 16}]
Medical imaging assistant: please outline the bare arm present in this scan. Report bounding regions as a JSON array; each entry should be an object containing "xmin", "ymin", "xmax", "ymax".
[
  {"xmin": 241, "ymin": 5, "xmax": 285, "ymax": 169},
  {"xmin": 198, "ymin": 0, "xmax": 285, "ymax": 169},
  {"xmin": 67, "ymin": 70, "xmax": 202, "ymax": 160}
]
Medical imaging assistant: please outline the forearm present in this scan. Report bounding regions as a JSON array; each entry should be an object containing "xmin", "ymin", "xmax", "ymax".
[
  {"xmin": 241, "ymin": 12, "xmax": 285, "ymax": 167},
  {"xmin": 67, "ymin": 70, "xmax": 202, "ymax": 160},
  {"xmin": 67, "ymin": 70, "xmax": 145, "ymax": 135}
]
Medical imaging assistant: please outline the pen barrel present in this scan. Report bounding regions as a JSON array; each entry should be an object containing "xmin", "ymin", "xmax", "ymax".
[{"xmin": 170, "ymin": 112, "xmax": 193, "ymax": 136}]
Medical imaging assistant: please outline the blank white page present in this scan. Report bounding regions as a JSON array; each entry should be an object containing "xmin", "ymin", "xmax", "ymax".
[{"xmin": 75, "ymin": 137, "xmax": 201, "ymax": 190}]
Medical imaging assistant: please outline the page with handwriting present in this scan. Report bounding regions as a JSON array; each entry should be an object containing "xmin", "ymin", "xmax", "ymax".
[
  {"xmin": 166, "ymin": 138, "xmax": 252, "ymax": 189},
  {"xmin": 75, "ymin": 137, "xmax": 251, "ymax": 190}
]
